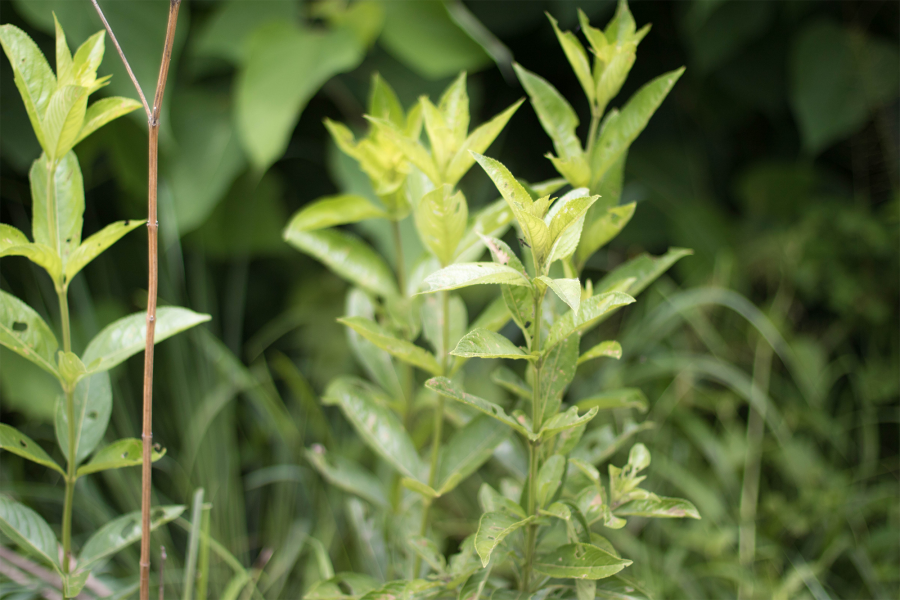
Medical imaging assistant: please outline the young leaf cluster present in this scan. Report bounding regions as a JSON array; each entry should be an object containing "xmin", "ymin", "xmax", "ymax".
[{"xmin": 0, "ymin": 19, "xmax": 208, "ymax": 597}]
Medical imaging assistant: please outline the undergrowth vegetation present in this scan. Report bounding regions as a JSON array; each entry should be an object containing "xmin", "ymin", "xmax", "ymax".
[{"xmin": 0, "ymin": 1, "xmax": 897, "ymax": 599}]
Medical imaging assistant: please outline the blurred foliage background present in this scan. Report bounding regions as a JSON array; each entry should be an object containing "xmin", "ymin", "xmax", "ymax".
[{"xmin": 1, "ymin": 0, "xmax": 897, "ymax": 598}]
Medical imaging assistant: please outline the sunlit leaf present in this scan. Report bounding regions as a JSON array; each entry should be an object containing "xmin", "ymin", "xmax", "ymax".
[
  {"xmin": 421, "ymin": 262, "xmax": 531, "ymax": 294},
  {"xmin": 513, "ymin": 63, "xmax": 583, "ymax": 163},
  {"xmin": 576, "ymin": 388, "xmax": 647, "ymax": 412},
  {"xmin": 42, "ymin": 84, "xmax": 88, "ymax": 160},
  {"xmin": 577, "ymin": 341, "xmax": 622, "ymax": 365},
  {"xmin": 546, "ymin": 292, "xmax": 635, "ymax": 350},
  {"xmin": 414, "ymin": 184, "xmax": 467, "ymax": 266},
  {"xmin": 576, "ymin": 203, "xmax": 635, "ymax": 269},
  {"xmin": 286, "ymin": 194, "xmax": 387, "ymax": 233},
  {"xmin": 596, "ymin": 248, "xmax": 692, "ymax": 297},
  {"xmin": 65, "ymin": 219, "xmax": 144, "ymax": 282},
  {"xmin": 614, "ymin": 496, "xmax": 701, "ymax": 520},
  {"xmin": 82, "ymin": 307, "xmax": 211, "ymax": 374},
  {"xmin": 537, "ymin": 454, "xmax": 566, "ymax": 508},
  {"xmin": 30, "ymin": 151, "xmax": 84, "ymax": 273},
  {"xmin": 536, "ymin": 276, "xmax": 581, "ymax": 314},
  {"xmin": 76, "ymin": 438, "xmax": 166, "ymax": 477},
  {"xmin": 446, "ymin": 99, "xmax": 524, "ymax": 186},
  {"xmin": 74, "ymin": 96, "xmax": 141, "ymax": 145},
  {"xmin": 0, "ymin": 224, "xmax": 61, "ymax": 281},
  {"xmin": 0, "ymin": 24, "xmax": 56, "ymax": 151},
  {"xmin": 55, "ymin": 371, "xmax": 111, "ymax": 464},
  {"xmin": 541, "ymin": 406, "xmax": 599, "ymax": 438}
]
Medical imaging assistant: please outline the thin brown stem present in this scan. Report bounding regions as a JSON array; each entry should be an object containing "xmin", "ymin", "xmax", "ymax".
[
  {"xmin": 91, "ymin": 2, "xmax": 185, "ymax": 599},
  {"xmin": 89, "ymin": 0, "xmax": 151, "ymax": 120}
]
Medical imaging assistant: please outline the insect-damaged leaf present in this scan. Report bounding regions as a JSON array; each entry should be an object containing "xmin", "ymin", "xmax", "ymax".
[
  {"xmin": 0, "ymin": 423, "xmax": 64, "ymax": 475},
  {"xmin": 76, "ymin": 438, "xmax": 166, "ymax": 478},
  {"xmin": 475, "ymin": 512, "xmax": 536, "ymax": 567},
  {"xmin": 0, "ymin": 289, "xmax": 59, "ymax": 377},
  {"xmin": 451, "ymin": 328, "xmax": 533, "ymax": 360},
  {"xmin": 534, "ymin": 543, "xmax": 631, "ymax": 580},
  {"xmin": 426, "ymin": 377, "xmax": 537, "ymax": 440}
]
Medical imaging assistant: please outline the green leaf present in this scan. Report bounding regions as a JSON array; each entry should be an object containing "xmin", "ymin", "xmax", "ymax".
[
  {"xmin": 503, "ymin": 284, "xmax": 533, "ymax": 339},
  {"xmin": 63, "ymin": 571, "xmax": 89, "ymax": 598},
  {"xmin": 572, "ymin": 421, "xmax": 655, "ymax": 466},
  {"xmin": 536, "ymin": 276, "xmax": 581, "ymax": 314},
  {"xmin": 534, "ymin": 543, "xmax": 631, "ymax": 580},
  {"xmin": 65, "ymin": 219, "xmax": 144, "ymax": 282},
  {"xmin": 546, "ymin": 292, "xmax": 635, "ymax": 350},
  {"xmin": 451, "ymin": 328, "xmax": 532, "ymax": 360},
  {"xmin": 548, "ymin": 15, "xmax": 595, "ymax": 105},
  {"xmin": 0, "ymin": 423, "xmax": 64, "ymax": 475},
  {"xmin": 790, "ymin": 20, "xmax": 900, "ymax": 154},
  {"xmin": 323, "ymin": 377, "xmax": 425, "ymax": 480},
  {"xmin": 421, "ymin": 262, "xmax": 531, "ymax": 294},
  {"xmin": 437, "ymin": 415, "xmax": 509, "ymax": 495},
  {"xmin": 236, "ymin": 22, "xmax": 363, "ymax": 170},
  {"xmin": 284, "ymin": 228, "xmax": 398, "ymax": 298},
  {"xmin": 415, "ymin": 184, "xmax": 468, "ymax": 266},
  {"xmin": 76, "ymin": 438, "xmax": 166, "ymax": 478},
  {"xmin": 541, "ymin": 406, "xmax": 600, "ymax": 438},
  {"xmin": 426, "ymin": 377, "xmax": 537, "ymax": 440},
  {"xmin": 30, "ymin": 151, "xmax": 84, "ymax": 273},
  {"xmin": 76, "ymin": 505, "xmax": 185, "ymax": 572},
  {"xmin": 408, "ymin": 536, "xmax": 447, "ymax": 575},
  {"xmin": 537, "ymin": 454, "xmax": 566, "ymax": 508},
  {"xmin": 540, "ymin": 334, "xmax": 580, "ymax": 421},
  {"xmin": 576, "ymin": 388, "xmax": 647, "ymax": 412},
  {"xmin": 338, "ymin": 316, "xmax": 441, "ymax": 375},
  {"xmin": 82, "ymin": 307, "xmax": 211, "ymax": 374},
  {"xmin": 286, "ymin": 194, "xmax": 387, "ymax": 232},
  {"xmin": 605, "ymin": 0, "xmax": 637, "ymax": 44},
  {"xmin": 576, "ymin": 203, "xmax": 635, "ymax": 269},
  {"xmin": 379, "ymin": 1, "xmax": 490, "ymax": 79},
  {"xmin": 57, "ymin": 350, "xmax": 85, "ymax": 386},
  {"xmin": 0, "ymin": 495, "xmax": 60, "ymax": 572},
  {"xmin": 446, "ymin": 99, "xmax": 523, "ymax": 186},
  {"xmin": 74, "ymin": 96, "xmax": 141, "ymax": 145},
  {"xmin": 305, "ymin": 445, "xmax": 389, "ymax": 508},
  {"xmin": 455, "ymin": 199, "xmax": 516, "ymax": 262},
  {"xmin": 546, "ymin": 193, "xmax": 598, "ymax": 266},
  {"xmin": 589, "ymin": 67, "xmax": 685, "ymax": 190},
  {"xmin": 491, "ymin": 366, "xmax": 530, "ymax": 399},
  {"xmin": 421, "ymin": 293, "xmax": 467, "ymax": 358},
  {"xmin": 479, "ymin": 483, "xmax": 526, "ymax": 518},
  {"xmin": 70, "ymin": 31, "xmax": 105, "ymax": 91},
  {"xmin": 614, "ymin": 496, "xmax": 700, "ymax": 520},
  {"xmin": 368, "ymin": 72, "xmax": 404, "ymax": 125},
  {"xmin": 0, "ymin": 24, "xmax": 56, "ymax": 152},
  {"xmin": 577, "ymin": 341, "xmax": 622, "ymax": 365},
  {"xmin": 421, "ymin": 98, "xmax": 454, "ymax": 171},
  {"xmin": 0, "ymin": 288, "xmax": 59, "ymax": 376},
  {"xmin": 0, "ymin": 224, "xmax": 61, "ymax": 280},
  {"xmin": 479, "ymin": 233, "xmax": 525, "ymax": 272},
  {"xmin": 596, "ymin": 248, "xmax": 692, "ymax": 297},
  {"xmin": 401, "ymin": 477, "xmax": 439, "ymax": 498},
  {"xmin": 475, "ymin": 512, "xmax": 536, "ymax": 567},
  {"xmin": 346, "ymin": 289, "xmax": 403, "ymax": 400},
  {"xmin": 513, "ymin": 63, "xmax": 583, "ymax": 163},
  {"xmin": 367, "ymin": 116, "xmax": 441, "ymax": 185},
  {"xmin": 55, "ymin": 371, "xmax": 111, "ymax": 464},
  {"xmin": 471, "ymin": 152, "xmax": 534, "ymax": 213},
  {"xmin": 42, "ymin": 84, "xmax": 88, "ymax": 160}
]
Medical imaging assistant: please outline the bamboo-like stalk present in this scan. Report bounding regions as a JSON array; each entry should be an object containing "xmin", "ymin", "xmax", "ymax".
[{"xmin": 88, "ymin": 2, "xmax": 182, "ymax": 599}]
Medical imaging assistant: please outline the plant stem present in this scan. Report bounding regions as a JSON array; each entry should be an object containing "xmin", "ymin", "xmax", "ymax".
[
  {"xmin": 586, "ymin": 108, "xmax": 602, "ymax": 157},
  {"xmin": 391, "ymin": 219, "xmax": 406, "ymax": 295},
  {"xmin": 414, "ymin": 290, "xmax": 452, "ymax": 575},
  {"xmin": 56, "ymin": 286, "xmax": 77, "ymax": 574},
  {"xmin": 522, "ymin": 288, "xmax": 545, "ymax": 592}
]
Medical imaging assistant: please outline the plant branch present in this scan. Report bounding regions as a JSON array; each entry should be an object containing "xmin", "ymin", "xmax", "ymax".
[{"xmin": 89, "ymin": 0, "xmax": 151, "ymax": 120}]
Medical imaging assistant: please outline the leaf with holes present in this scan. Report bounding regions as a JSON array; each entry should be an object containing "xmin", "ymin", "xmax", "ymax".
[
  {"xmin": 534, "ymin": 543, "xmax": 631, "ymax": 580},
  {"xmin": 82, "ymin": 307, "xmax": 211, "ymax": 374},
  {"xmin": 475, "ymin": 511, "xmax": 537, "ymax": 567},
  {"xmin": 0, "ymin": 288, "xmax": 59, "ymax": 377},
  {"xmin": 0, "ymin": 423, "xmax": 64, "ymax": 475},
  {"xmin": 451, "ymin": 328, "xmax": 533, "ymax": 360},
  {"xmin": 338, "ymin": 316, "xmax": 440, "ymax": 375},
  {"xmin": 76, "ymin": 505, "xmax": 185, "ymax": 572},
  {"xmin": 0, "ymin": 495, "xmax": 60, "ymax": 572},
  {"xmin": 55, "ymin": 371, "xmax": 111, "ymax": 464},
  {"xmin": 426, "ymin": 376, "xmax": 537, "ymax": 440},
  {"xmin": 76, "ymin": 438, "xmax": 166, "ymax": 478}
]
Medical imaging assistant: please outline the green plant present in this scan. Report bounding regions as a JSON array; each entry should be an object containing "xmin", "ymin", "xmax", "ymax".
[
  {"xmin": 285, "ymin": 2, "xmax": 699, "ymax": 597},
  {"xmin": 0, "ymin": 16, "xmax": 207, "ymax": 598}
]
